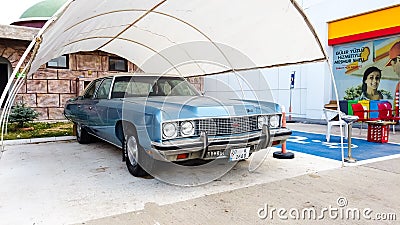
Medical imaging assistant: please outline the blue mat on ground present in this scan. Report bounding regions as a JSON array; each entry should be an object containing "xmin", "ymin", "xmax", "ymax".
[{"xmin": 284, "ymin": 131, "xmax": 400, "ymax": 161}]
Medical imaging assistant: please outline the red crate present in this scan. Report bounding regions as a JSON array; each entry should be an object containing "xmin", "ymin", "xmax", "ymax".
[{"xmin": 367, "ymin": 124, "xmax": 389, "ymax": 143}]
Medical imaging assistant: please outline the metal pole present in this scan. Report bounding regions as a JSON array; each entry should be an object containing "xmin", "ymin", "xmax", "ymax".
[
  {"xmin": 289, "ymin": 89, "xmax": 292, "ymax": 121},
  {"xmin": 289, "ymin": 71, "xmax": 295, "ymax": 121},
  {"xmin": 344, "ymin": 122, "xmax": 357, "ymax": 163}
]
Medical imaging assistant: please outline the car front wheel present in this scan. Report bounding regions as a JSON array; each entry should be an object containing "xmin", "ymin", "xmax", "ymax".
[
  {"xmin": 124, "ymin": 134, "xmax": 146, "ymax": 177},
  {"xmin": 76, "ymin": 123, "xmax": 91, "ymax": 144}
]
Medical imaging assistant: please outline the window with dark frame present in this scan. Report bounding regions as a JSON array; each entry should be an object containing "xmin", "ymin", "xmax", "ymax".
[
  {"xmin": 46, "ymin": 55, "xmax": 69, "ymax": 69},
  {"xmin": 109, "ymin": 57, "xmax": 128, "ymax": 72},
  {"xmin": 83, "ymin": 81, "xmax": 91, "ymax": 89}
]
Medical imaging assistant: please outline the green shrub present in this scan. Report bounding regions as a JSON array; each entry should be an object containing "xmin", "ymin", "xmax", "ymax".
[{"xmin": 8, "ymin": 103, "xmax": 40, "ymax": 128}]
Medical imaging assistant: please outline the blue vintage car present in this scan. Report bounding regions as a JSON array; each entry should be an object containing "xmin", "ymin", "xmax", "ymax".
[{"xmin": 64, "ymin": 74, "xmax": 292, "ymax": 176}]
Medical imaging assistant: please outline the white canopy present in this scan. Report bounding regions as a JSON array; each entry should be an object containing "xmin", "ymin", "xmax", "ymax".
[
  {"xmin": 2, "ymin": 0, "xmax": 345, "ymax": 180},
  {"xmin": 25, "ymin": 0, "xmax": 326, "ymax": 77}
]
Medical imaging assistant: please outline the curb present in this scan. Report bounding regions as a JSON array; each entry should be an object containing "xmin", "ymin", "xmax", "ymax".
[{"xmin": 1, "ymin": 136, "xmax": 75, "ymax": 146}]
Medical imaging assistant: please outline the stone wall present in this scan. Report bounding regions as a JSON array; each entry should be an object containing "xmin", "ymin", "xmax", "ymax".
[
  {"xmin": 0, "ymin": 39, "xmax": 30, "ymax": 68},
  {"xmin": 15, "ymin": 51, "xmax": 138, "ymax": 120}
]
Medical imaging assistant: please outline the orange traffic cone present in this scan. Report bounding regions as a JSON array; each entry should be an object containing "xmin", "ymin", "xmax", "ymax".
[{"xmin": 273, "ymin": 107, "xmax": 294, "ymax": 159}]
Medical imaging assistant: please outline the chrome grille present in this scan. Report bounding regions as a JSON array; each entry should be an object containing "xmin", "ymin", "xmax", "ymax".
[
  {"xmin": 196, "ymin": 116, "xmax": 259, "ymax": 136},
  {"xmin": 197, "ymin": 119, "xmax": 217, "ymax": 135}
]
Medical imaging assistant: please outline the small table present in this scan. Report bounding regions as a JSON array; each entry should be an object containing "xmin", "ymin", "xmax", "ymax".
[{"xmin": 366, "ymin": 121, "xmax": 396, "ymax": 143}]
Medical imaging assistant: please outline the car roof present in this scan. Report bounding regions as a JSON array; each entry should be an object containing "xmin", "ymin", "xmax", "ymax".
[{"xmin": 100, "ymin": 73, "xmax": 184, "ymax": 79}]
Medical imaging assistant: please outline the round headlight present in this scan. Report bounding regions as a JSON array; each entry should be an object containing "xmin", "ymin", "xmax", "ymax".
[
  {"xmin": 163, "ymin": 122, "xmax": 178, "ymax": 139},
  {"xmin": 269, "ymin": 115, "xmax": 280, "ymax": 128},
  {"xmin": 257, "ymin": 115, "xmax": 268, "ymax": 129},
  {"xmin": 180, "ymin": 121, "xmax": 195, "ymax": 136}
]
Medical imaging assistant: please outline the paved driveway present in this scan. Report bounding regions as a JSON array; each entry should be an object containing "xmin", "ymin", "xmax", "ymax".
[
  {"xmin": 84, "ymin": 158, "xmax": 400, "ymax": 225},
  {"xmin": 0, "ymin": 140, "xmax": 340, "ymax": 225}
]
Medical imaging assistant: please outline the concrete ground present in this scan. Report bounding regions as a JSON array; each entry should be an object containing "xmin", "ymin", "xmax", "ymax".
[
  {"xmin": 0, "ymin": 123, "xmax": 399, "ymax": 224},
  {"xmin": 83, "ymin": 158, "xmax": 400, "ymax": 225}
]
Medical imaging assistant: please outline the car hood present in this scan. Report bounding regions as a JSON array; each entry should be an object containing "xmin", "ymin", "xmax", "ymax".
[{"xmin": 123, "ymin": 96, "xmax": 279, "ymax": 121}]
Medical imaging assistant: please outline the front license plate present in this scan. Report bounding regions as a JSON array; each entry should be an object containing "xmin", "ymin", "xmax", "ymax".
[{"xmin": 229, "ymin": 147, "xmax": 250, "ymax": 161}]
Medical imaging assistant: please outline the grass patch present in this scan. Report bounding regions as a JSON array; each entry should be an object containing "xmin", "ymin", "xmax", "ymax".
[{"xmin": 2, "ymin": 122, "xmax": 74, "ymax": 140}]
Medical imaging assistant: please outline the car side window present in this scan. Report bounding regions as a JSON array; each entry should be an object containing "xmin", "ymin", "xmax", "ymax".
[
  {"xmin": 112, "ymin": 77, "xmax": 152, "ymax": 97},
  {"xmin": 95, "ymin": 78, "xmax": 112, "ymax": 99},
  {"xmin": 83, "ymin": 79, "xmax": 102, "ymax": 99},
  {"xmin": 111, "ymin": 79, "xmax": 128, "ymax": 98}
]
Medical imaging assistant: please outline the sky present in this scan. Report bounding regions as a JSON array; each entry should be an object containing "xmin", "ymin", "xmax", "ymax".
[
  {"xmin": 1, "ymin": 0, "xmax": 397, "ymax": 26},
  {"xmin": 0, "ymin": 0, "xmax": 43, "ymax": 25}
]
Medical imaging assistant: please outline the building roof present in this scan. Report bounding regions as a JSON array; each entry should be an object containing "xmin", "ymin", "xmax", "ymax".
[
  {"xmin": 0, "ymin": 24, "xmax": 39, "ymax": 41},
  {"xmin": 20, "ymin": 0, "xmax": 67, "ymax": 20}
]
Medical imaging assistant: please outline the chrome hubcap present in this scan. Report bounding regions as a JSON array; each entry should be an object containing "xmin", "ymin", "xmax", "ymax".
[
  {"xmin": 126, "ymin": 136, "xmax": 138, "ymax": 166},
  {"xmin": 77, "ymin": 124, "xmax": 81, "ymax": 138}
]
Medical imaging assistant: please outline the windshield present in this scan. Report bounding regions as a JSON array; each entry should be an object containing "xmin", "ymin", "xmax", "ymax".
[{"xmin": 111, "ymin": 76, "xmax": 200, "ymax": 98}]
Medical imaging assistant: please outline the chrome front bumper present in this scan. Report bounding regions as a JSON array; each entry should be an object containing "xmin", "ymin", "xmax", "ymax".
[{"xmin": 151, "ymin": 126, "xmax": 292, "ymax": 161}]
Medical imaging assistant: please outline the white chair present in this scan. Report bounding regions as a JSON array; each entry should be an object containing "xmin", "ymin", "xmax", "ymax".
[{"xmin": 323, "ymin": 108, "xmax": 348, "ymax": 142}]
